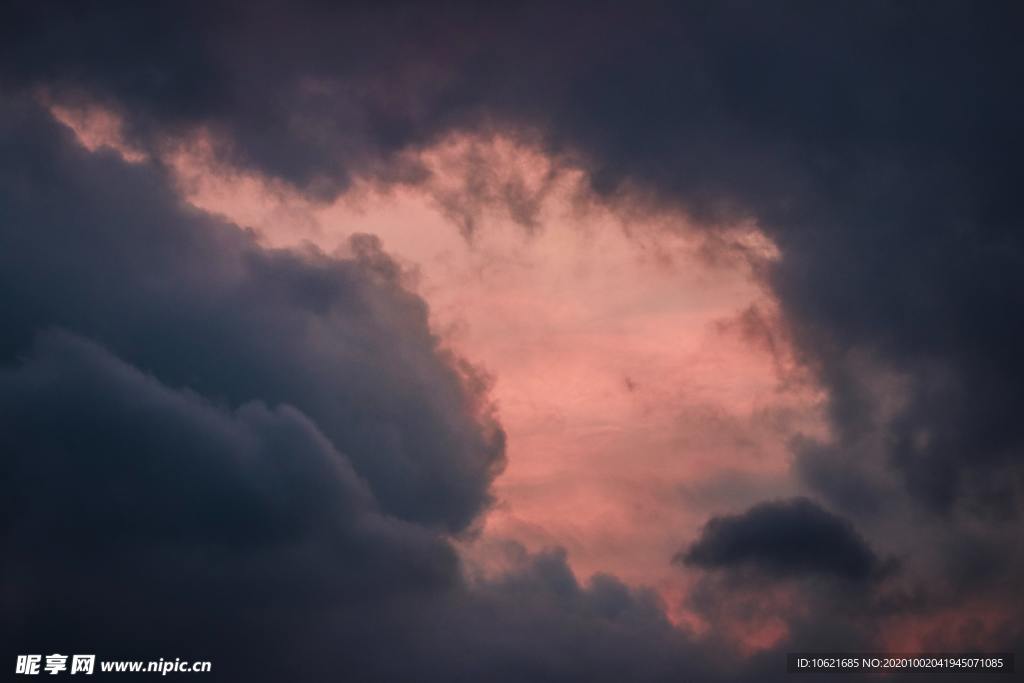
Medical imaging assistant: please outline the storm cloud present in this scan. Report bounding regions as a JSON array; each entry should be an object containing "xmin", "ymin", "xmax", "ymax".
[
  {"xmin": 3, "ymin": 1, "xmax": 1021, "ymax": 519},
  {"xmin": 677, "ymin": 498, "xmax": 882, "ymax": 581},
  {"xmin": 0, "ymin": 98, "xmax": 505, "ymax": 533},
  {"xmin": 1, "ymin": 1, "xmax": 1023, "ymax": 680},
  {"xmin": 0, "ymin": 97, "xmax": 711, "ymax": 682}
]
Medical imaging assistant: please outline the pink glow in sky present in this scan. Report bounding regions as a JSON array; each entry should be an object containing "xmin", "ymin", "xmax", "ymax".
[{"xmin": 52, "ymin": 103, "xmax": 828, "ymax": 639}]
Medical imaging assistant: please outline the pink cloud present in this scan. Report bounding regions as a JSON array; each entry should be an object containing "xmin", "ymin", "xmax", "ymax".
[{"xmin": 50, "ymin": 107, "xmax": 826, "ymax": 618}]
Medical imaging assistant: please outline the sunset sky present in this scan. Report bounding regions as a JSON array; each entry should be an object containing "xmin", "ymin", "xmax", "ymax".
[{"xmin": 2, "ymin": 3, "xmax": 1022, "ymax": 681}]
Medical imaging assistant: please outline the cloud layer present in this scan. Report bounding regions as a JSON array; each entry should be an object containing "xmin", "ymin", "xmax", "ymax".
[
  {"xmin": 5, "ymin": 0, "xmax": 1021, "ymax": 518},
  {"xmin": 678, "ymin": 498, "xmax": 882, "ymax": 581},
  {"xmin": 1, "ymin": 2, "xmax": 1023, "ymax": 680}
]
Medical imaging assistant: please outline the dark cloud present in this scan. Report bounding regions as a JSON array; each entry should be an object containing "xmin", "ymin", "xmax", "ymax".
[
  {"xmin": 3, "ymin": 1, "xmax": 1021, "ymax": 520},
  {"xmin": 2, "ymin": 1, "xmax": 1024, "ymax": 678},
  {"xmin": 678, "ymin": 498, "xmax": 882, "ymax": 581},
  {"xmin": 1, "ymin": 329, "xmax": 722, "ymax": 681},
  {"xmin": 0, "ymin": 95, "xmax": 490, "ymax": 677},
  {"xmin": 0, "ymin": 99, "xmax": 504, "ymax": 533},
  {"xmin": 0, "ymin": 96, "xmax": 737, "ymax": 683},
  {"xmin": 0, "ymin": 328, "xmax": 458, "ymax": 676},
  {"xmin": 424, "ymin": 550, "xmax": 719, "ymax": 683}
]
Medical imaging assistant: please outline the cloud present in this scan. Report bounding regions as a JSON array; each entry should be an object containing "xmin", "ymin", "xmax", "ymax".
[
  {"xmin": 0, "ymin": 97, "xmax": 504, "ymax": 533},
  {"xmin": 0, "ymin": 95, "xmax": 730, "ymax": 683},
  {"xmin": 0, "ymin": 329, "xmax": 459, "ymax": 673},
  {"xmin": 677, "ymin": 498, "xmax": 882, "ymax": 581},
  {"xmin": 0, "ymin": 329, "xmax": 721, "ymax": 681},
  {"xmin": 2, "ymin": 2, "xmax": 1024, "ymax": 677},
  {"xmin": 4, "ymin": 2, "xmax": 1022, "ymax": 523},
  {"xmin": 0, "ymin": 95, "xmax": 492, "ymax": 677}
]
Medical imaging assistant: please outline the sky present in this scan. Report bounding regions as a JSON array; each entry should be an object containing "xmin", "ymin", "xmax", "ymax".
[{"xmin": 1, "ymin": 2, "xmax": 1022, "ymax": 681}]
